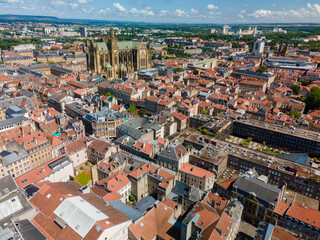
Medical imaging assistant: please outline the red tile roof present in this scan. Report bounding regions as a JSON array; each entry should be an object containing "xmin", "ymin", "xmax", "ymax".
[
  {"xmin": 287, "ymin": 202, "xmax": 320, "ymax": 228},
  {"xmin": 179, "ymin": 163, "xmax": 215, "ymax": 179}
]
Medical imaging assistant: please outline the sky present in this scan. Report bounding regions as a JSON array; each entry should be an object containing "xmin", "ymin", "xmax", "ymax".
[{"xmin": 0, "ymin": 0, "xmax": 320, "ymax": 23}]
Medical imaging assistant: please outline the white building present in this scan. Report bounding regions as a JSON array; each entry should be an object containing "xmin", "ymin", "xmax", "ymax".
[{"xmin": 253, "ymin": 39, "xmax": 265, "ymax": 56}]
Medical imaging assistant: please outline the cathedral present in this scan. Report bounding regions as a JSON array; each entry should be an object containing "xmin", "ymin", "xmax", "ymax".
[{"xmin": 86, "ymin": 27, "xmax": 152, "ymax": 80}]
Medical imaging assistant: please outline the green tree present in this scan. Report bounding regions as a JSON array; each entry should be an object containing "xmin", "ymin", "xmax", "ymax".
[
  {"xmin": 291, "ymin": 84, "xmax": 300, "ymax": 95},
  {"xmin": 139, "ymin": 108, "xmax": 146, "ymax": 116},
  {"xmin": 173, "ymin": 67, "xmax": 183, "ymax": 73},
  {"xmin": 128, "ymin": 103, "xmax": 138, "ymax": 115},
  {"xmin": 305, "ymin": 87, "xmax": 320, "ymax": 112},
  {"xmin": 201, "ymin": 109, "xmax": 208, "ymax": 114},
  {"xmin": 300, "ymin": 80, "xmax": 311, "ymax": 86},
  {"xmin": 257, "ymin": 66, "xmax": 265, "ymax": 73},
  {"xmin": 286, "ymin": 110, "xmax": 301, "ymax": 119}
]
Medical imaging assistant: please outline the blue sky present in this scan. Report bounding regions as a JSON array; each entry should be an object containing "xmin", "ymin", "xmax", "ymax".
[{"xmin": 1, "ymin": 0, "xmax": 320, "ymax": 23}]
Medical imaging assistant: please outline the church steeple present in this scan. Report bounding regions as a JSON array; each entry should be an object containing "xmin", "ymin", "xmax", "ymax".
[{"xmin": 111, "ymin": 25, "xmax": 114, "ymax": 38}]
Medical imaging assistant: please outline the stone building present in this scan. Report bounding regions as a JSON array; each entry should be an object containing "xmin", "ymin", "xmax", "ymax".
[{"xmin": 86, "ymin": 27, "xmax": 152, "ymax": 79}]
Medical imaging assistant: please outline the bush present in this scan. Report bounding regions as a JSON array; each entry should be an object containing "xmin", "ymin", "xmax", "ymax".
[
  {"xmin": 80, "ymin": 166, "xmax": 84, "ymax": 170},
  {"xmin": 129, "ymin": 194, "xmax": 136, "ymax": 202}
]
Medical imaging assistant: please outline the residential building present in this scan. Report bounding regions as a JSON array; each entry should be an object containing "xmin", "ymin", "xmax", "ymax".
[
  {"xmin": 65, "ymin": 137, "xmax": 88, "ymax": 168},
  {"xmin": 128, "ymin": 198, "xmax": 182, "ymax": 240},
  {"xmin": 88, "ymin": 139, "xmax": 117, "ymax": 164},
  {"xmin": 179, "ymin": 163, "xmax": 215, "ymax": 191},
  {"xmin": 128, "ymin": 163, "xmax": 158, "ymax": 201},
  {"xmin": 274, "ymin": 201, "xmax": 320, "ymax": 238},
  {"xmin": 117, "ymin": 118, "xmax": 164, "ymax": 141},
  {"xmin": 84, "ymin": 108, "xmax": 125, "ymax": 139},
  {"xmin": 0, "ymin": 150, "xmax": 29, "ymax": 178},
  {"xmin": 28, "ymin": 181, "xmax": 132, "ymax": 240},
  {"xmin": 156, "ymin": 141, "xmax": 189, "ymax": 172},
  {"xmin": 98, "ymin": 170, "xmax": 131, "ymax": 203},
  {"xmin": 7, "ymin": 131, "xmax": 52, "ymax": 168},
  {"xmin": 15, "ymin": 154, "xmax": 74, "ymax": 189},
  {"xmin": 172, "ymin": 112, "xmax": 188, "ymax": 132},
  {"xmin": 181, "ymin": 193, "xmax": 243, "ymax": 240}
]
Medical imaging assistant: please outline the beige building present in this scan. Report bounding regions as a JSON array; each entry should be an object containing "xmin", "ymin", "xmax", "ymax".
[
  {"xmin": 0, "ymin": 150, "xmax": 30, "ymax": 178},
  {"xmin": 179, "ymin": 163, "xmax": 215, "ymax": 191},
  {"xmin": 14, "ymin": 131, "xmax": 52, "ymax": 168},
  {"xmin": 65, "ymin": 137, "xmax": 88, "ymax": 168}
]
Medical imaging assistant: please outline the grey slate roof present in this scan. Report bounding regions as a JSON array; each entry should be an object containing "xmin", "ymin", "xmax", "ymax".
[
  {"xmin": 0, "ymin": 151, "xmax": 28, "ymax": 166},
  {"xmin": 109, "ymin": 200, "xmax": 142, "ymax": 222},
  {"xmin": 0, "ymin": 115, "xmax": 28, "ymax": 128},
  {"xmin": 117, "ymin": 118, "xmax": 161, "ymax": 140},
  {"xmin": 134, "ymin": 196, "xmax": 157, "ymax": 214},
  {"xmin": 15, "ymin": 219, "xmax": 46, "ymax": 240},
  {"xmin": 233, "ymin": 175, "xmax": 281, "ymax": 205},
  {"xmin": 0, "ymin": 175, "xmax": 17, "ymax": 196}
]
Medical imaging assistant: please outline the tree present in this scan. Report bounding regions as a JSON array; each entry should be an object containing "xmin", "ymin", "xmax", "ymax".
[
  {"xmin": 257, "ymin": 66, "xmax": 265, "ymax": 73},
  {"xmin": 299, "ymin": 80, "xmax": 311, "ymax": 86},
  {"xmin": 247, "ymin": 137, "xmax": 253, "ymax": 142},
  {"xmin": 139, "ymin": 108, "xmax": 146, "ymax": 116},
  {"xmin": 201, "ymin": 109, "xmax": 208, "ymax": 115},
  {"xmin": 262, "ymin": 141, "xmax": 266, "ymax": 145},
  {"xmin": 105, "ymin": 92, "xmax": 115, "ymax": 98},
  {"xmin": 173, "ymin": 67, "xmax": 183, "ymax": 73},
  {"xmin": 228, "ymin": 56, "xmax": 233, "ymax": 61},
  {"xmin": 291, "ymin": 84, "xmax": 300, "ymax": 95},
  {"xmin": 286, "ymin": 110, "xmax": 301, "ymax": 119},
  {"xmin": 305, "ymin": 87, "xmax": 320, "ymax": 112},
  {"xmin": 128, "ymin": 103, "xmax": 138, "ymax": 115}
]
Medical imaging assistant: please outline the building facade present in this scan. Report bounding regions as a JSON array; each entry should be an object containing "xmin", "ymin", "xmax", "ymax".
[{"xmin": 86, "ymin": 27, "xmax": 152, "ymax": 80}]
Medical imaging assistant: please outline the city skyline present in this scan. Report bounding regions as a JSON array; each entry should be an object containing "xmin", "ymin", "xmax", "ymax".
[{"xmin": 0, "ymin": 0, "xmax": 320, "ymax": 24}]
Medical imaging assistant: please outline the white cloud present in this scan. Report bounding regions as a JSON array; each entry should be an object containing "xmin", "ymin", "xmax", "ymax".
[
  {"xmin": 113, "ymin": 2, "xmax": 127, "ymax": 12},
  {"xmin": 273, "ymin": 4, "xmax": 276, "ymax": 7},
  {"xmin": 159, "ymin": 10, "xmax": 168, "ymax": 16},
  {"xmin": 98, "ymin": 8, "xmax": 111, "ymax": 14},
  {"xmin": 240, "ymin": 10, "xmax": 246, "ymax": 14},
  {"xmin": 175, "ymin": 9, "xmax": 186, "ymax": 17},
  {"xmin": 52, "ymin": 0, "xmax": 67, "ymax": 6},
  {"xmin": 21, "ymin": 6, "xmax": 34, "ymax": 10},
  {"xmin": 3, "ymin": 0, "xmax": 22, "ymax": 2},
  {"xmin": 78, "ymin": 0, "xmax": 92, "ymax": 3},
  {"xmin": 130, "ymin": 7, "xmax": 154, "ymax": 16},
  {"xmin": 207, "ymin": 4, "xmax": 218, "ymax": 10},
  {"xmin": 69, "ymin": 3, "xmax": 78, "ymax": 8},
  {"xmin": 247, "ymin": 3, "xmax": 320, "ymax": 20},
  {"xmin": 190, "ymin": 8, "xmax": 199, "ymax": 14}
]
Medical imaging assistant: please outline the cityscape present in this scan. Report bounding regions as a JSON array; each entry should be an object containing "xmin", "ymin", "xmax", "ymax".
[{"xmin": 0, "ymin": 1, "xmax": 320, "ymax": 240}]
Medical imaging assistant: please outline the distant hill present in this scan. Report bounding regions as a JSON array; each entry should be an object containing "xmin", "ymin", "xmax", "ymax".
[{"xmin": 0, "ymin": 14, "xmax": 59, "ymax": 21}]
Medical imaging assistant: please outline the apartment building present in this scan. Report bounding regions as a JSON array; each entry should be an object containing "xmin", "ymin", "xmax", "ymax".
[
  {"xmin": 156, "ymin": 142, "xmax": 189, "ymax": 172},
  {"xmin": 83, "ymin": 109, "xmax": 124, "ymax": 139},
  {"xmin": 274, "ymin": 202, "xmax": 320, "ymax": 238},
  {"xmin": 0, "ymin": 150, "xmax": 30, "ymax": 178},
  {"xmin": 232, "ymin": 120, "xmax": 320, "ymax": 157},
  {"xmin": 65, "ymin": 137, "xmax": 88, "ymax": 168},
  {"xmin": 9, "ymin": 131, "xmax": 52, "ymax": 168},
  {"xmin": 179, "ymin": 163, "xmax": 215, "ymax": 191}
]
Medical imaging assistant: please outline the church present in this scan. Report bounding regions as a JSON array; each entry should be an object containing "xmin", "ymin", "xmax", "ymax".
[{"xmin": 86, "ymin": 27, "xmax": 152, "ymax": 80}]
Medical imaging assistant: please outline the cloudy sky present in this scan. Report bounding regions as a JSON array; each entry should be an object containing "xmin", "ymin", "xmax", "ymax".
[{"xmin": 1, "ymin": 0, "xmax": 320, "ymax": 23}]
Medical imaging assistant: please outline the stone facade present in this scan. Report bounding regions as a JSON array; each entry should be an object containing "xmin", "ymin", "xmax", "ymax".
[{"xmin": 86, "ymin": 27, "xmax": 152, "ymax": 80}]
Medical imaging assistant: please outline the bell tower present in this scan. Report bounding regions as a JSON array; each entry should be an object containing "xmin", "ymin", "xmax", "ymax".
[{"xmin": 108, "ymin": 26, "xmax": 118, "ymax": 68}]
